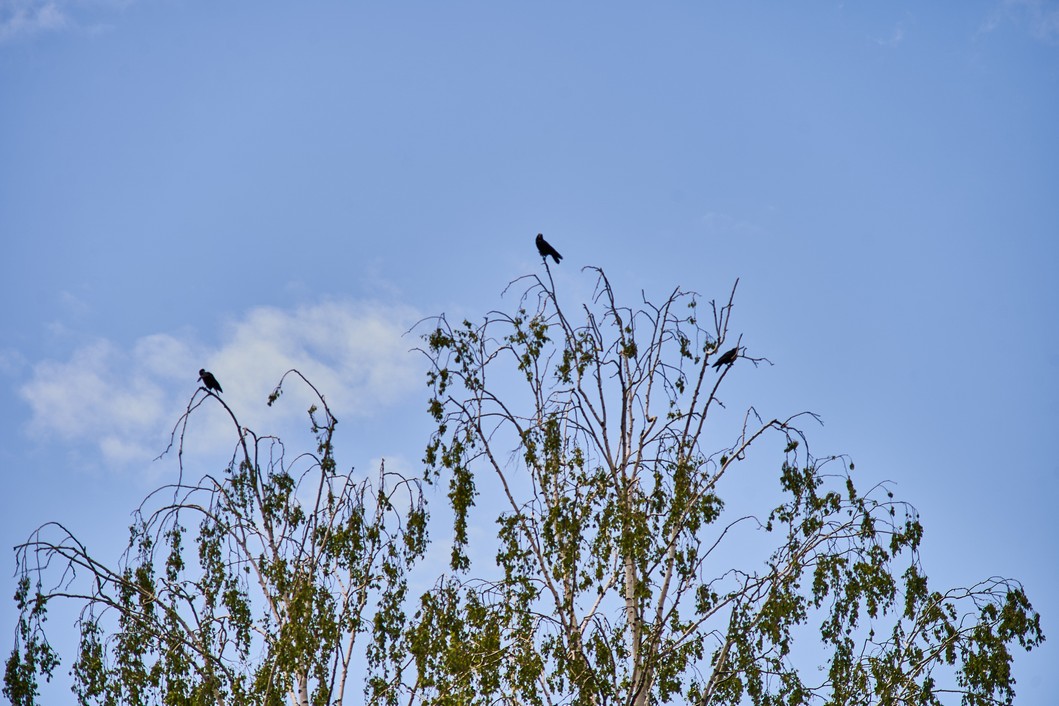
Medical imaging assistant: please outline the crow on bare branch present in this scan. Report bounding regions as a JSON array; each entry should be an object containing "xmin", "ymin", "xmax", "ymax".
[
  {"xmin": 199, "ymin": 369, "xmax": 223, "ymax": 393},
  {"xmin": 535, "ymin": 233, "xmax": 562, "ymax": 264},
  {"xmin": 711, "ymin": 347, "xmax": 739, "ymax": 370}
]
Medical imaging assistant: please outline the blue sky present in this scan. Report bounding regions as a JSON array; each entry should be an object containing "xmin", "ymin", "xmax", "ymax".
[{"xmin": 2, "ymin": 1, "xmax": 1057, "ymax": 702}]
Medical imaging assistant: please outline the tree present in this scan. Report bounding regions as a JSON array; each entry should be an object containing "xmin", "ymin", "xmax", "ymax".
[
  {"xmin": 404, "ymin": 267, "xmax": 1043, "ymax": 706},
  {"xmin": 5, "ymin": 269, "xmax": 1045, "ymax": 706},
  {"xmin": 5, "ymin": 370, "xmax": 427, "ymax": 706}
]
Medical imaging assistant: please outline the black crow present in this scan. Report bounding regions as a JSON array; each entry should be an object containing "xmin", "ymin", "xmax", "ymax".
[
  {"xmin": 199, "ymin": 369, "xmax": 223, "ymax": 393},
  {"xmin": 535, "ymin": 233, "xmax": 562, "ymax": 264},
  {"xmin": 711, "ymin": 346, "xmax": 739, "ymax": 370}
]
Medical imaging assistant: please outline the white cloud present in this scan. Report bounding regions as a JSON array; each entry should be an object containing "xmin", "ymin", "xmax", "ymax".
[
  {"xmin": 213, "ymin": 300, "xmax": 422, "ymax": 418},
  {"xmin": 0, "ymin": 0, "xmax": 70, "ymax": 42},
  {"xmin": 18, "ymin": 300, "xmax": 424, "ymax": 470},
  {"xmin": 21, "ymin": 339, "xmax": 169, "ymax": 443}
]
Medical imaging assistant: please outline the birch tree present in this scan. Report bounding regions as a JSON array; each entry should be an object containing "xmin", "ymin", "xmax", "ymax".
[
  {"xmin": 5, "ymin": 370, "xmax": 426, "ymax": 706},
  {"xmin": 405, "ymin": 267, "xmax": 1042, "ymax": 706}
]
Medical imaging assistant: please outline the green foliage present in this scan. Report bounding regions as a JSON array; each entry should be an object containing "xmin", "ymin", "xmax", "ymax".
[
  {"xmin": 4, "ymin": 577, "xmax": 59, "ymax": 706},
  {"xmin": 412, "ymin": 268, "xmax": 1043, "ymax": 705},
  {"xmin": 5, "ymin": 272, "xmax": 1044, "ymax": 706},
  {"xmin": 5, "ymin": 370, "xmax": 426, "ymax": 706}
]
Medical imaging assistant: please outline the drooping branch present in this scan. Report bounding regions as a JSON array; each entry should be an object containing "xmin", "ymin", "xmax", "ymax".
[{"xmin": 5, "ymin": 371, "xmax": 427, "ymax": 706}]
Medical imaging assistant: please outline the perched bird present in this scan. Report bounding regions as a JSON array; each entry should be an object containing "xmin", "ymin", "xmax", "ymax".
[
  {"xmin": 711, "ymin": 346, "xmax": 739, "ymax": 370},
  {"xmin": 535, "ymin": 233, "xmax": 562, "ymax": 264},
  {"xmin": 199, "ymin": 369, "xmax": 223, "ymax": 393}
]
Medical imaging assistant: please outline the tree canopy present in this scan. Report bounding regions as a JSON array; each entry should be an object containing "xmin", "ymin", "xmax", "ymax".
[
  {"xmin": 6, "ymin": 371, "xmax": 426, "ymax": 706},
  {"xmin": 403, "ymin": 268, "xmax": 1042, "ymax": 705},
  {"xmin": 5, "ymin": 269, "xmax": 1043, "ymax": 706}
]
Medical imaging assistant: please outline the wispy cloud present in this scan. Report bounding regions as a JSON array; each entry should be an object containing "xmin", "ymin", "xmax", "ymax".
[
  {"xmin": 17, "ymin": 300, "xmax": 424, "ymax": 469},
  {"xmin": 0, "ymin": 0, "xmax": 69, "ymax": 42},
  {"xmin": 700, "ymin": 211, "xmax": 764, "ymax": 238},
  {"xmin": 0, "ymin": 347, "xmax": 26, "ymax": 376},
  {"xmin": 0, "ymin": 0, "xmax": 129, "ymax": 43},
  {"xmin": 875, "ymin": 23, "xmax": 906, "ymax": 48},
  {"xmin": 981, "ymin": 0, "xmax": 1059, "ymax": 43},
  {"xmin": 1017, "ymin": 0, "xmax": 1059, "ymax": 41}
]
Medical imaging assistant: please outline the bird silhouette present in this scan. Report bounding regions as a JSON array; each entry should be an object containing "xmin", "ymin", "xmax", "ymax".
[
  {"xmin": 711, "ymin": 346, "xmax": 739, "ymax": 370},
  {"xmin": 535, "ymin": 233, "xmax": 562, "ymax": 264},
  {"xmin": 199, "ymin": 369, "xmax": 223, "ymax": 393}
]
